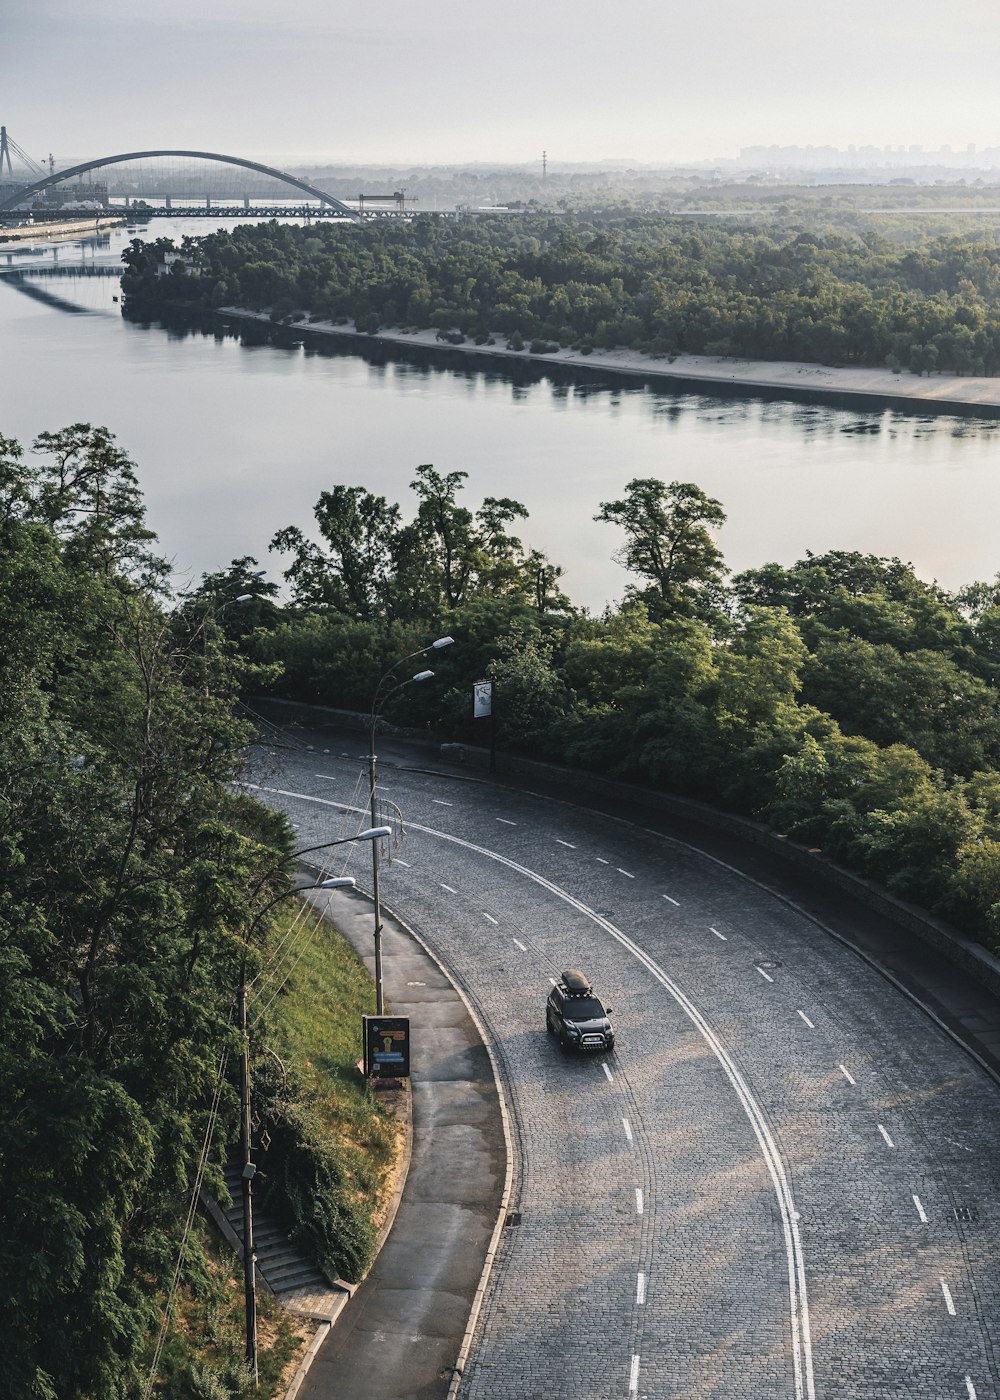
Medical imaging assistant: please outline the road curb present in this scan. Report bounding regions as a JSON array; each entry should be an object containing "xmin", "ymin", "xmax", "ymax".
[{"xmin": 374, "ymin": 898, "xmax": 517, "ymax": 1400}]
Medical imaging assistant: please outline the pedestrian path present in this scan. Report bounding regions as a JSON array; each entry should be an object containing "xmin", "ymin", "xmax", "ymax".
[{"xmin": 292, "ymin": 888, "xmax": 507, "ymax": 1400}]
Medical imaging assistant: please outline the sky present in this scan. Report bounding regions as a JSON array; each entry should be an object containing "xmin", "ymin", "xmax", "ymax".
[{"xmin": 6, "ymin": 0, "xmax": 1000, "ymax": 169}]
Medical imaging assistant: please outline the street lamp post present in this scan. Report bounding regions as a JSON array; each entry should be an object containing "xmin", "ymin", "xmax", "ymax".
[
  {"xmin": 237, "ymin": 824, "xmax": 387, "ymax": 1387},
  {"xmin": 368, "ymin": 637, "xmax": 453, "ymax": 1015}
]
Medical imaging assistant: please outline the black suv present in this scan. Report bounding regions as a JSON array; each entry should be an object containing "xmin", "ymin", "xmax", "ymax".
[{"xmin": 546, "ymin": 969, "xmax": 615, "ymax": 1052}]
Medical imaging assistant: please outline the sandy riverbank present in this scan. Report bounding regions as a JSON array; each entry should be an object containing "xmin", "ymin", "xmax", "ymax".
[{"xmin": 218, "ymin": 308, "xmax": 1000, "ymax": 415}]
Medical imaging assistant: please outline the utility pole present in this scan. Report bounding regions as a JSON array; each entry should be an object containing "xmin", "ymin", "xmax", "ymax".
[
  {"xmin": 238, "ymin": 979, "xmax": 259, "ymax": 1388},
  {"xmin": 367, "ymin": 731, "xmax": 385, "ymax": 1014}
]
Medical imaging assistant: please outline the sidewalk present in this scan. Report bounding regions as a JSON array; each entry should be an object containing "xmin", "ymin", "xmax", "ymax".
[{"xmin": 292, "ymin": 888, "xmax": 509, "ymax": 1400}]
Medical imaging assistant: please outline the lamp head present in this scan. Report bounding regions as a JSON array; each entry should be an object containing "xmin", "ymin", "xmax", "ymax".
[
  {"xmin": 412, "ymin": 669, "xmax": 434, "ymax": 682},
  {"xmin": 318, "ymin": 877, "xmax": 356, "ymax": 889},
  {"xmin": 432, "ymin": 636, "xmax": 455, "ymax": 649}
]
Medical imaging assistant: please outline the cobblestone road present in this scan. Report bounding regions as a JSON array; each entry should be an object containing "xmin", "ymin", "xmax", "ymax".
[{"xmin": 251, "ymin": 738, "xmax": 1000, "ymax": 1400}]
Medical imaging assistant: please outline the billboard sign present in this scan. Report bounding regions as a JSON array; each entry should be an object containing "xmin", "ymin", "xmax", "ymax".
[
  {"xmin": 362, "ymin": 1015, "xmax": 411, "ymax": 1079},
  {"xmin": 473, "ymin": 680, "xmax": 493, "ymax": 718}
]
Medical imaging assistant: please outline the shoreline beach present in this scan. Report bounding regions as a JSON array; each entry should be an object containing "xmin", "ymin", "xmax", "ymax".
[{"xmin": 218, "ymin": 308, "xmax": 1000, "ymax": 417}]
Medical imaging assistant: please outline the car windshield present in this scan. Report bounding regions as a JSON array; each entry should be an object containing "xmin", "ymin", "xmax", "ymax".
[{"xmin": 562, "ymin": 996, "xmax": 605, "ymax": 1022}]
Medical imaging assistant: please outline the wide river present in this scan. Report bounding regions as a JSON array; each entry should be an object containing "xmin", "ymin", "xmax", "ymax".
[{"xmin": 3, "ymin": 216, "xmax": 999, "ymax": 610}]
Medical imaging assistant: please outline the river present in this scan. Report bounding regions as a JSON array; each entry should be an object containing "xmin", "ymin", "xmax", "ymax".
[{"xmin": 2, "ymin": 216, "xmax": 999, "ymax": 610}]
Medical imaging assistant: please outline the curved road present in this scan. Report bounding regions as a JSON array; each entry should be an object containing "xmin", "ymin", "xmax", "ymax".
[{"xmin": 249, "ymin": 729, "xmax": 1000, "ymax": 1400}]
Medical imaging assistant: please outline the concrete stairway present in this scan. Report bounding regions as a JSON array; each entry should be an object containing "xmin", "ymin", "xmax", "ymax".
[{"xmin": 213, "ymin": 1160, "xmax": 352, "ymax": 1322}]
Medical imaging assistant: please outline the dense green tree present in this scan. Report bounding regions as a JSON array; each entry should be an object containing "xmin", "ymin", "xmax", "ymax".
[{"xmin": 595, "ymin": 478, "xmax": 727, "ymax": 617}]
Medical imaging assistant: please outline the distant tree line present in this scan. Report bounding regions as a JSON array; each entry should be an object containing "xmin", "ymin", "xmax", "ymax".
[{"xmin": 122, "ymin": 214, "xmax": 1000, "ymax": 375}]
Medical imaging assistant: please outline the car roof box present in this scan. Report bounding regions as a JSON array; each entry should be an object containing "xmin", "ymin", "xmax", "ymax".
[{"xmin": 561, "ymin": 969, "xmax": 591, "ymax": 992}]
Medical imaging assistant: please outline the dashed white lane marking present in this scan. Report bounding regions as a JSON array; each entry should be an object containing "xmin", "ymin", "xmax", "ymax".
[
  {"xmin": 622, "ymin": 1117, "xmax": 633, "ymax": 1144},
  {"xmin": 636, "ymin": 1272, "xmax": 646, "ymax": 1305},
  {"xmin": 635, "ymin": 1188, "xmax": 644, "ymax": 1215},
  {"xmin": 393, "ymin": 858, "xmax": 411, "ymax": 868},
  {"xmin": 251, "ymin": 783, "xmax": 816, "ymax": 1400},
  {"xmin": 878, "ymin": 1124, "xmax": 895, "ymax": 1148},
  {"xmin": 512, "ymin": 938, "xmax": 527, "ymax": 951},
  {"xmin": 710, "ymin": 926, "xmax": 728, "ymax": 940},
  {"xmin": 556, "ymin": 839, "xmax": 576, "ymax": 848},
  {"xmin": 617, "ymin": 867, "xmax": 635, "ymax": 878},
  {"xmin": 314, "ymin": 773, "xmax": 339, "ymax": 781},
  {"xmin": 602, "ymin": 1062, "xmax": 614, "ymax": 1082},
  {"xmin": 757, "ymin": 966, "xmax": 775, "ymax": 983},
  {"xmin": 433, "ymin": 799, "xmax": 453, "ymax": 806},
  {"xmin": 966, "ymin": 1376, "xmax": 978, "ymax": 1399},
  {"xmin": 912, "ymin": 1195, "xmax": 928, "ymax": 1223},
  {"xmin": 839, "ymin": 1064, "xmax": 856, "ymax": 1085},
  {"xmin": 496, "ymin": 817, "xmax": 517, "ymax": 825},
  {"xmin": 797, "ymin": 1010, "xmax": 815, "ymax": 1028},
  {"xmin": 941, "ymin": 1279, "xmax": 956, "ymax": 1316},
  {"xmin": 662, "ymin": 894, "xmax": 680, "ymax": 906},
  {"xmin": 440, "ymin": 883, "xmax": 457, "ymax": 894},
  {"xmin": 596, "ymin": 857, "xmax": 609, "ymax": 865},
  {"xmin": 629, "ymin": 1355, "xmax": 640, "ymax": 1392},
  {"xmin": 482, "ymin": 912, "xmax": 498, "ymax": 925}
]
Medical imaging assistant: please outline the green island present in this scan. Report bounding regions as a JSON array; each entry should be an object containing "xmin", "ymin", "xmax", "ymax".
[
  {"xmin": 121, "ymin": 212, "xmax": 1000, "ymax": 376},
  {"xmin": 6, "ymin": 419, "xmax": 1000, "ymax": 1397}
]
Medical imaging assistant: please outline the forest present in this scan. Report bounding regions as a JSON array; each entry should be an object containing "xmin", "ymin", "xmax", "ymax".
[
  {"xmin": 122, "ymin": 213, "xmax": 1000, "ymax": 375},
  {"xmin": 0, "ymin": 428, "xmax": 384, "ymax": 1399}
]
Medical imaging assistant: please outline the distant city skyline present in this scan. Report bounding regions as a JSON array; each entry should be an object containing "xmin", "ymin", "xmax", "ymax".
[{"xmin": 6, "ymin": 0, "xmax": 1000, "ymax": 169}]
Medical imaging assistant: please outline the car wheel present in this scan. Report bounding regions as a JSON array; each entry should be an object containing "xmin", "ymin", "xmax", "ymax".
[{"xmin": 546, "ymin": 1009, "xmax": 555, "ymax": 1035}]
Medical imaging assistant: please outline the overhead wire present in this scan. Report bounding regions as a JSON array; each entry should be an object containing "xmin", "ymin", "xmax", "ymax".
[{"xmin": 142, "ymin": 1045, "xmax": 231, "ymax": 1399}]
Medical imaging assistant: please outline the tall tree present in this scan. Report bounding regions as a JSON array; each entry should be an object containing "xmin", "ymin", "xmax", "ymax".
[{"xmin": 595, "ymin": 478, "xmax": 727, "ymax": 616}]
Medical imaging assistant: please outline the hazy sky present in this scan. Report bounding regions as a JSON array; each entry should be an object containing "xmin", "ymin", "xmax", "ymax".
[{"xmin": 7, "ymin": 0, "xmax": 1000, "ymax": 168}]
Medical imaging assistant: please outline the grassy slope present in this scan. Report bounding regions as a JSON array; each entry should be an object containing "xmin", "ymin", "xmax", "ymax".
[{"xmin": 148, "ymin": 901, "xmax": 401, "ymax": 1398}]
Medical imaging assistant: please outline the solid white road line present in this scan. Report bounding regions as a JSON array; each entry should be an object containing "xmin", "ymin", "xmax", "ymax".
[
  {"xmin": 440, "ymin": 883, "xmax": 457, "ymax": 894},
  {"xmin": 482, "ymin": 912, "xmax": 498, "ymax": 925},
  {"xmin": 966, "ymin": 1376, "xmax": 977, "ymax": 1399},
  {"xmin": 556, "ymin": 839, "xmax": 576, "ymax": 848},
  {"xmin": 496, "ymin": 817, "xmax": 517, "ymax": 825},
  {"xmin": 839, "ymin": 1065, "xmax": 856, "ymax": 1085},
  {"xmin": 797, "ymin": 1011, "xmax": 815, "ymax": 1028},
  {"xmin": 710, "ymin": 926, "xmax": 728, "ymax": 940},
  {"xmin": 617, "ymin": 868, "xmax": 635, "ymax": 878},
  {"xmin": 629, "ymin": 1355, "xmax": 640, "ymax": 1392},
  {"xmin": 602, "ymin": 1062, "xmax": 614, "ymax": 1082},
  {"xmin": 636, "ymin": 1272, "xmax": 646, "ymax": 1304},
  {"xmin": 941, "ymin": 1279, "xmax": 956, "ymax": 1315},
  {"xmin": 622, "ymin": 1117, "xmax": 633, "ymax": 1143},
  {"xmin": 512, "ymin": 938, "xmax": 527, "ymax": 951},
  {"xmin": 757, "ymin": 966, "xmax": 775, "ymax": 983},
  {"xmin": 912, "ymin": 1195, "xmax": 928, "ymax": 1223},
  {"xmin": 662, "ymin": 894, "xmax": 680, "ymax": 906},
  {"xmin": 878, "ymin": 1124, "xmax": 895, "ymax": 1148},
  {"xmin": 596, "ymin": 857, "xmax": 609, "ymax": 864},
  {"xmin": 635, "ymin": 1188, "xmax": 644, "ymax": 1215},
  {"xmin": 250, "ymin": 783, "xmax": 817, "ymax": 1400}
]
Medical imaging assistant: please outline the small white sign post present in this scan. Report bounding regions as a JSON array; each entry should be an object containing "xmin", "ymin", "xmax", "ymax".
[
  {"xmin": 473, "ymin": 681, "xmax": 496, "ymax": 771},
  {"xmin": 473, "ymin": 680, "xmax": 493, "ymax": 718}
]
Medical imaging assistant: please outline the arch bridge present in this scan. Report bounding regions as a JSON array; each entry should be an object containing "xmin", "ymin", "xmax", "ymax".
[{"xmin": 0, "ymin": 149, "xmax": 360, "ymax": 219}]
